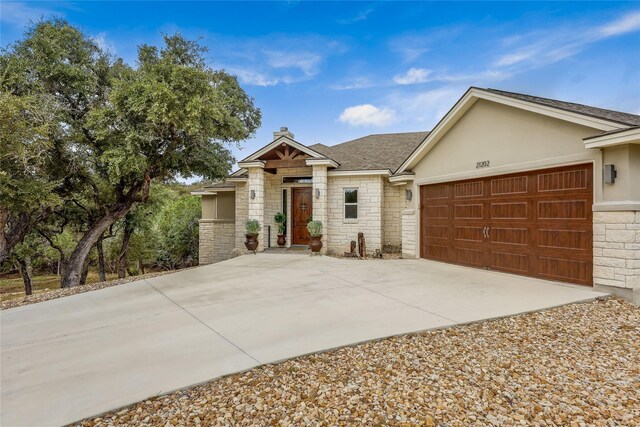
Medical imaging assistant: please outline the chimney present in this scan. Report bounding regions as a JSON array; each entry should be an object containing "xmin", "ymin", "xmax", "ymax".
[{"xmin": 273, "ymin": 127, "xmax": 294, "ymax": 140}]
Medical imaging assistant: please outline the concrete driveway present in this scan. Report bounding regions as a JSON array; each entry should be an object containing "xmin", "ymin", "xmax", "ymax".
[{"xmin": 1, "ymin": 254, "xmax": 606, "ymax": 426}]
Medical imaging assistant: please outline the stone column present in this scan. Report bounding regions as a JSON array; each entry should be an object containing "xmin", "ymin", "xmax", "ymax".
[
  {"xmin": 247, "ymin": 165, "xmax": 265, "ymax": 252},
  {"xmin": 198, "ymin": 219, "xmax": 215, "ymax": 265},
  {"xmin": 312, "ymin": 165, "xmax": 328, "ymax": 254},
  {"xmin": 593, "ymin": 211, "xmax": 640, "ymax": 304}
]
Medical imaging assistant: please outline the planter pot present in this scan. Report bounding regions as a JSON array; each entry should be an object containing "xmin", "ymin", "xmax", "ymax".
[
  {"xmin": 245, "ymin": 234, "xmax": 259, "ymax": 253},
  {"xmin": 277, "ymin": 234, "xmax": 286, "ymax": 247},
  {"xmin": 309, "ymin": 235, "xmax": 323, "ymax": 253}
]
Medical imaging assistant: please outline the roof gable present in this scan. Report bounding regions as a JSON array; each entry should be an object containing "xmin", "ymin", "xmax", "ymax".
[
  {"xmin": 240, "ymin": 135, "xmax": 328, "ymax": 162},
  {"xmin": 396, "ymin": 87, "xmax": 634, "ymax": 173}
]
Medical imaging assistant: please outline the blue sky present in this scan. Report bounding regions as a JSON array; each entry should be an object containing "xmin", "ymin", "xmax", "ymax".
[{"xmin": 2, "ymin": 1, "xmax": 640, "ymax": 172}]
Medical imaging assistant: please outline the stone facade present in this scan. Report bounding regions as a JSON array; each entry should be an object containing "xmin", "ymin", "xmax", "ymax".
[
  {"xmin": 312, "ymin": 165, "xmax": 328, "ymax": 253},
  {"xmin": 401, "ymin": 209, "xmax": 416, "ymax": 258},
  {"xmin": 326, "ymin": 175, "xmax": 383, "ymax": 255},
  {"xmin": 235, "ymin": 182, "xmax": 248, "ymax": 251},
  {"xmin": 199, "ymin": 219, "xmax": 235, "ymax": 264},
  {"xmin": 382, "ymin": 181, "xmax": 404, "ymax": 250},
  {"xmin": 247, "ymin": 167, "xmax": 265, "ymax": 251},
  {"xmin": 593, "ymin": 211, "xmax": 640, "ymax": 302}
]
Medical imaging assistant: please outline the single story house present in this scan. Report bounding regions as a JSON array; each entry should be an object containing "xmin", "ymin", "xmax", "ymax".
[{"xmin": 193, "ymin": 87, "xmax": 640, "ymax": 303}]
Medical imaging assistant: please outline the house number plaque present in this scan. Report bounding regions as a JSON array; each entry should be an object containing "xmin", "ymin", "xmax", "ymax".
[{"xmin": 476, "ymin": 160, "xmax": 490, "ymax": 169}]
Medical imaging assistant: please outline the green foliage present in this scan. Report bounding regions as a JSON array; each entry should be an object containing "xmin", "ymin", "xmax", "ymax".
[
  {"xmin": 1, "ymin": 20, "xmax": 261, "ymax": 286},
  {"xmin": 307, "ymin": 220, "xmax": 323, "ymax": 237},
  {"xmin": 274, "ymin": 212, "xmax": 286, "ymax": 234},
  {"xmin": 245, "ymin": 219, "xmax": 261, "ymax": 235},
  {"xmin": 153, "ymin": 195, "xmax": 201, "ymax": 269}
]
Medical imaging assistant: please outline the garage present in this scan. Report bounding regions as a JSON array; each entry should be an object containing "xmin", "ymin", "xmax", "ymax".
[{"xmin": 420, "ymin": 163, "xmax": 593, "ymax": 285}]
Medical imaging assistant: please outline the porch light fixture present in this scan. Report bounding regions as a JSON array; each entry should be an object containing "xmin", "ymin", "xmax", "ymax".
[
  {"xmin": 405, "ymin": 189, "xmax": 412, "ymax": 201},
  {"xmin": 250, "ymin": 189, "xmax": 256, "ymax": 199},
  {"xmin": 604, "ymin": 164, "xmax": 617, "ymax": 184},
  {"xmin": 315, "ymin": 188, "xmax": 320, "ymax": 199}
]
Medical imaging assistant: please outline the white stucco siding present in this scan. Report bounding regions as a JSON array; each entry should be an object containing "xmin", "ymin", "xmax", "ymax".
[
  {"xmin": 412, "ymin": 99, "xmax": 603, "ymax": 200},
  {"xmin": 327, "ymin": 175, "xmax": 384, "ymax": 254}
]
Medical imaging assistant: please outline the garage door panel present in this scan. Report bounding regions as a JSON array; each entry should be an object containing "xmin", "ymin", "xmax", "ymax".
[
  {"xmin": 538, "ymin": 257, "xmax": 590, "ymax": 283},
  {"xmin": 490, "ymin": 201, "xmax": 528, "ymax": 220},
  {"xmin": 425, "ymin": 204, "xmax": 449, "ymax": 219},
  {"xmin": 454, "ymin": 226, "xmax": 484, "ymax": 242},
  {"xmin": 454, "ymin": 203, "xmax": 483, "ymax": 219},
  {"xmin": 454, "ymin": 247, "xmax": 484, "ymax": 267},
  {"xmin": 538, "ymin": 229, "xmax": 589, "ymax": 251},
  {"xmin": 420, "ymin": 163, "xmax": 593, "ymax": 286},
  {"xmin": 490, "ymin": 176, "xmax": 529, "ymax": 195},
  {"xmin": 454, "ymin": 180, "xmax": 484, "ymax": 198},
  {"xmin": 537, "ymin": 168, "xmax": 589, "ymax": 192},
  {"xmin": 537, "ymin": 199, "xmax": 589, "ymax": 220},
  {"xmin": 490, "ymin": 227, "xmax": 529, "ymax": 246},
  {"xmin": 490, "ymin": 252, "xmax": 530, "ymax": 274},
  {"xmin": 424, "ymin": 244, "xmax": 449, "ymax": 261}
]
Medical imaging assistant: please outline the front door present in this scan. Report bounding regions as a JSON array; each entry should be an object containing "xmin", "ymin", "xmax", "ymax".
[{"xmin": 292, "ymin": 188, "xmax": 313, "ymax": 245}]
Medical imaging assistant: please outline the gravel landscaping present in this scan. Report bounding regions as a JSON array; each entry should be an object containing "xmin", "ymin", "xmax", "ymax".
[
  {"xmin": 0, "ymin": 270, "xmax": 182, "ymax": 310},
  {"xmin": 76, "ymin": 297, "xmax": 639, "ymax": 426}
]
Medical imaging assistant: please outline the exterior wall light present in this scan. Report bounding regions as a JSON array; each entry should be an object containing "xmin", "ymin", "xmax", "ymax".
[
  {"xmin": 405, "ymin": 189, "xmax": 413, "ymax": 201},
  {"xmin": 604, "ymin": 164, "xmax": 617, "ymax": 184},
  {"xmin": 250, "ymin": 189, "xmax": 256, "ymax": 199},
  {"xmin": 315, "ymin": 188, "xmax": 320, "ymax": 199}
]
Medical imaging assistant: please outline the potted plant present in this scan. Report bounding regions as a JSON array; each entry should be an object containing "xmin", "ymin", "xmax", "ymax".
[
  {"xmin": 307, "ymin": 220, "xmax": 323, "ymax": 253},
  {"xmin": 244, "ymin": 219, "xmax": 261, "ymax": 253},
  {"xmin": 274, "ymin": 212, "xmax": 286, "ymax": 246}
]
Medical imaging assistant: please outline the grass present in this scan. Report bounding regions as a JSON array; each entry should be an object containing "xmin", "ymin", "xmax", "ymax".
[{"xmin": 0, "ymin": 270, "xmax": 120, "ymax": 301}]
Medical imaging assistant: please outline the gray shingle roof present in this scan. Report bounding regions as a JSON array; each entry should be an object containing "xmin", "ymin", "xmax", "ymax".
[
  {"xmin": 308, "ymin": 131, "xmax": 429, "ymax": 172},
  {"xmin": 484, "ymin": 88, "xmax": 640, "ymax": 127}
]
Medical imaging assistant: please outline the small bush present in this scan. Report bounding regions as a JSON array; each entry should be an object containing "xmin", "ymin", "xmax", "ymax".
[
  {"xmin": 307, "ymin": 220, "xmax": 323, "ymax": 237},
  {"xmin": 274, "ymin": 212, "xmax": 286, "ymax": 234},
  {"xmin": 245, "ymin": 219, "xmax": 261, "ymax": 235}
]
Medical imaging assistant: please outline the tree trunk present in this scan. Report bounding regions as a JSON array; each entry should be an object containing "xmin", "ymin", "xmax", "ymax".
[
  {"xmin": 118, "ymin": 220, "xmax": 134, "ymax": 279},
  {"xmin": 96, "ymin": 233, "xmax": 106, "ymax": 282},
  {"xmin": 60, "ymin": 173, "xmax": 151, "ymax": 288},
  {"xmin": 17, "ymin": 255, "xmax": 33, "ymax": 296},
  {"xmin": 61, "ymin": 201, "xmax": 136, "ymax": 288},
  {"xmin": 79, "ymin": 257, "xmax": 90, "ymax": 286},
  {"xmin": 138, "ymin": 258, "xmax": 145, "ymax": 275},
  {"xmin": 0, "ymin": 208, "xmax": 32, "ymax": 265}
]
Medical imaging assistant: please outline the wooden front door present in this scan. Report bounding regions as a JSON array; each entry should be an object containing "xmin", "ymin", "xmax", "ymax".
[
  {"xmin": 420, "ymin": 163, "xmax": 593, "ymax": 286},
  {"xmin": 292, "ymin": 188, "xmax": 313, "ymax": 245}
]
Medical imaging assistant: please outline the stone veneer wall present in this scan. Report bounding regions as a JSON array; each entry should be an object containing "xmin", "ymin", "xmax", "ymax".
[
  {"xmin": 235, "ymin": 182, "xmax": 248, "ymax": 251},
  {"xmin": 593, "ymin": 211, "xmax": 640, "ymax": 300},
  {"xmin": 198, "ymin": 220, "xmax": 235, "ymax": 264},
  {"xmin": 401, "ymin": 208, "xmax": 416, "ymax": 258},
  {"xmin": 382, "ymin": 180, "xmax": 403, "ymax": 249},
  {"xmin": 326, "ymin": 175, "xmax": 383, "ymax": 255}
]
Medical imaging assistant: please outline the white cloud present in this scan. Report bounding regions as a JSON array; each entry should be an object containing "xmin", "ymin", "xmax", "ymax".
[
  {"xmin": 598, "ymin": 11, "xmax": 640, "ymax": 37},
  {"xmin": 339, "ymin": 104, "xmax": 396, "ymax": 127},
  {"xmin": 494, "ymin": 11, "xmax": 640, "ymax": 69},
  {"xmin": 389, "ymin": 86, "xmax": 464, "ymax": 124},
  {"xmin": 330, "ymin": 77, "xmax": 374, "ymax": 90},
  {"xmin": 393, "ymin": 68, "xmax": 431, "ymax": 85},
  {"xmin": 0, "ymin": 1, "xmax": 62, "ymax": 26},
  {"xmin": 213, "ymin": 34, "xmax": 347, "ymax": 86},
  {"xmin": 92, "ymin": 32, "xmax": 117, "ymax": 54},
  {"xmin": 338, "ymin": 8, "xmax": 374, "ymax": 24}
]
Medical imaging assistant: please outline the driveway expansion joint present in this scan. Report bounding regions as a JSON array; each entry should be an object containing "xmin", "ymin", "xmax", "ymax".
[{"xmin": 143, "ymin": 279, "xmax": 262, "ymax": 365}]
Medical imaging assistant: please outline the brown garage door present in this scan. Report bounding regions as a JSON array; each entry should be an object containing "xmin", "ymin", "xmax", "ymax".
[{"xmin": 420, "ymin": 163, "xmax": 593, "ymax": 285}]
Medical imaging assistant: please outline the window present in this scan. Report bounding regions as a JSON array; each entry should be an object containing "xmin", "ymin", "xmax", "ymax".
[
  {"xmin": 344, "ymin": 188, "xmax": 358, "ymax": 219},
  {"xmin": 282, "ymin": 176, "xmax": 312, "ymax": 184}
]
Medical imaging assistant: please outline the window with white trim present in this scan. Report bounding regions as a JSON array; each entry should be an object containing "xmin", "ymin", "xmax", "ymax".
[{"xmin": 344, "ymin": 188, "xmax": 358, "ymax": 219}]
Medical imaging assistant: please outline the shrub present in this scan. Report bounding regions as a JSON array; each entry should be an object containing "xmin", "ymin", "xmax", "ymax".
[
  {"xmin": 274, "ymin": 212, "xmax": 286, "ymax": 234},
  {"xmin": 307, "ymin": 220, "xmax": 323, "ymax": 237},
  {"xmin": 245, "ymin": 219, "xmax": 261, "ymax": 235}
]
